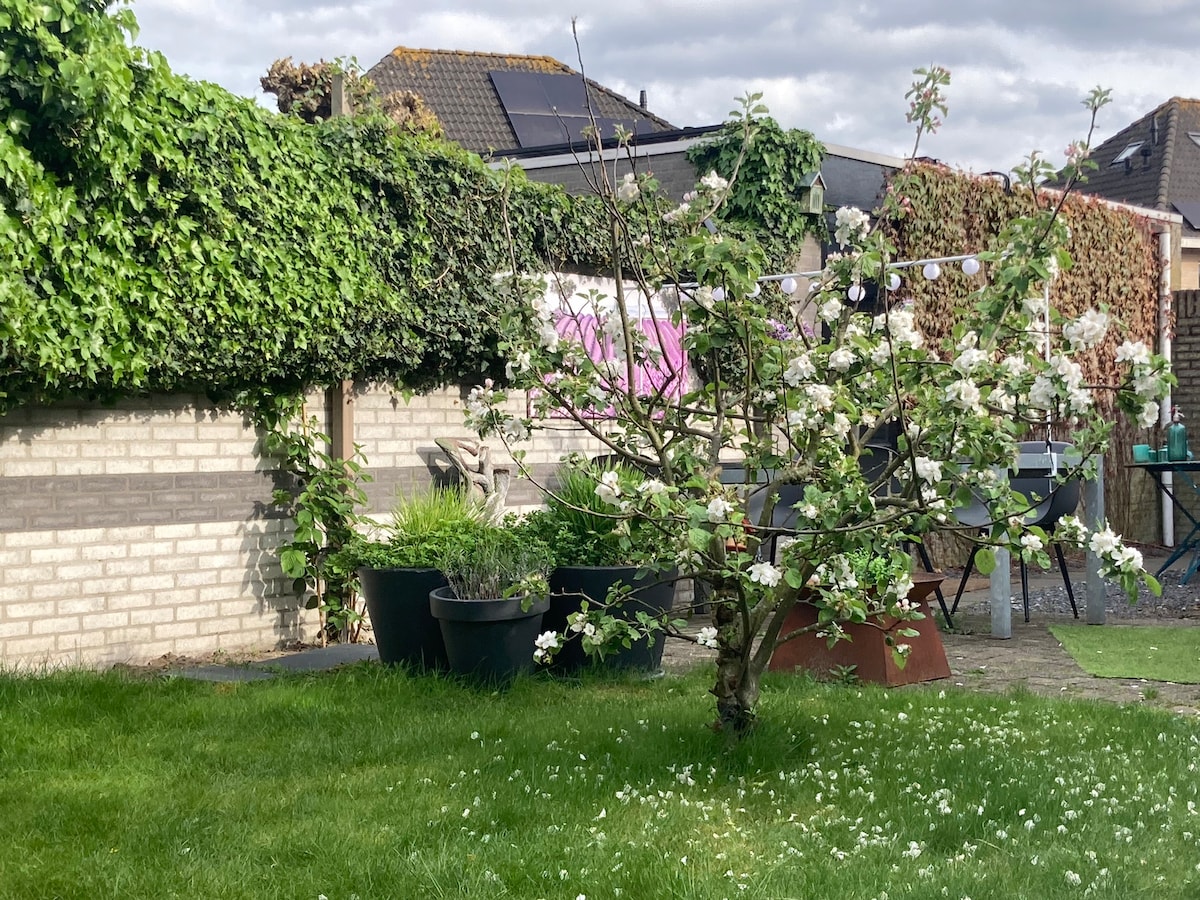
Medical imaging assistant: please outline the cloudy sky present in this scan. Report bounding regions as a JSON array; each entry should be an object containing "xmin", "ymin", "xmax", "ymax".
[{"xmin": 126, "ymin": 0, "xmax": 1200, "ymax": 173}]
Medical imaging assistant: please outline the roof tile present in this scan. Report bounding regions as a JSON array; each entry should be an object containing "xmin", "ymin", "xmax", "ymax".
[{"xmin": 367, "ymin": 47, "xmax": 675, "ymax": 155}]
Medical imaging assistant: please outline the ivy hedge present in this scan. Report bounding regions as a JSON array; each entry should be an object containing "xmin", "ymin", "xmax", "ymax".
[
  {"xmin": 883, "ymin": 162, "xmax": 1163, "ymax": 539},
  {"xmin": 0, "ymin": 0, "xmax": 620, "ymax": 414}
]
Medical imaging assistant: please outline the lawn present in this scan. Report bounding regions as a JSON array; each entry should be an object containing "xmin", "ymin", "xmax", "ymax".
[
  {"xmin": 1, "ymin": 666, "xmax": 1198, "ymax": 899},
  {"xmin": 1050, "ymin": 624, "xmax": 1200, "ymax": 683}
]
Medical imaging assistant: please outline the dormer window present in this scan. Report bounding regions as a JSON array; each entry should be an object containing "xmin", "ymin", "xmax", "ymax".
[{"xmin": 1110, "ymin": 141, "xmax": 1144, "ymax": 166}]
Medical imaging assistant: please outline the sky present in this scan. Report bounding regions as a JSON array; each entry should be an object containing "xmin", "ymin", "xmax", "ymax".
[{"xmin": 125, "ymin": 0, "xmax": 1200, "ymax": 174}]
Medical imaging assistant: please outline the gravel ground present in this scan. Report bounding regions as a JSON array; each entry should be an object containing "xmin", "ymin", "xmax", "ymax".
[{"xmin": 948, "ymin": 547, "xmax": 1200, "ymax": 622}]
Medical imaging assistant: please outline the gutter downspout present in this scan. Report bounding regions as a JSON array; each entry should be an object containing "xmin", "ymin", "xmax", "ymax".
[{"xmin": 1158, "ymin": 227, "xmax": 1175, "ymax": 548}]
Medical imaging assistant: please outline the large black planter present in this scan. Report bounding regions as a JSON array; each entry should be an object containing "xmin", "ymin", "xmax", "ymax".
[
  {"xmin": 545, "ymin": 566, "xmax": 677, "ymax": 673},
  {"xmin": 429, "ymin": 586, "xmax": 550, "ymax": 685},
  {"xmin": 358, "ymin": 567, "xmax": 449, "ymax": 671}
]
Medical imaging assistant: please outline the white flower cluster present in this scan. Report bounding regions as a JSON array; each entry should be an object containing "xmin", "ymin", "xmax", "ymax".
[
  {"xmin": 529, "ymin": 291, "xmax": 562, "ymax": 351},
  {"xmin": 1088, "ymin": 527, "xmax": 1143, "ymax": 577},
  {"xmin": 595, "ymin": 470, "xmax": 622, "ymax": 507},
  {"xmin": 1062, "ymin": 309, "xmax": 1108, "ymax": 350},
  {"xmin": 699, "ymin": 170, "xmax": 730, "ymax": 193},
  {"xmin": 696, "ymin": 625, "xmax": 720, "ymax": 649},
  {"xmin": 615, "ymin": 172, "xmax": 640, "ymax": 203},
  {"xmin": 1116, "ymin": 340, "xmax": 1169, "ymax": 428},
  {"xmin": 834, "ymin": 206, "xmax": 871, "ymax": 247},
  {"xmin": 533, "ymin": 630, "xmax": 560, "ymax": 663},
  {"xmin": 873, "ymin": 306, "xmax": 924, "ymax": 351},
  {"xmin": 748, "ymin": 561, "xmax": 782, "ymax": 587}
]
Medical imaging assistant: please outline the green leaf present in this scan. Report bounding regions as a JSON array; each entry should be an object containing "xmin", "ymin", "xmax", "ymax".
[
  {"xmin": 975, "ymin": 548, "xmax": 996, "ymax": 576},
  {"xmin": 280, "ymin": 548, "xmax": 309, "ymax": 579}
]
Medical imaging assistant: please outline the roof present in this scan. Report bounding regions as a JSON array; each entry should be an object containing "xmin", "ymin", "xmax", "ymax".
[
  {"xmin": 1071, "ymin": 97, "xmax": 1200, "ymax": 235},
  {"xmin": 366, "ymin": 48, "xmax": 676, "ymax": 155}
]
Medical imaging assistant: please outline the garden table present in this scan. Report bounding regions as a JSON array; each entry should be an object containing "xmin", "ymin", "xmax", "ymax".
[{"xmin": 1129, "ymin": 460, "xmax": 1200, "ymax": 583}]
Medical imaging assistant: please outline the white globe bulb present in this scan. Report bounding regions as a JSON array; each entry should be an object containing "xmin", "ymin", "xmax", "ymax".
[
  {"xmin": 847, "ymin": 285, "xmax": 865, "ymax": 302},
  {"xmin": 886, "ymin": 272, "xmax": 901, "ymax": 291},
  {"xmin": 962, "ymin": 256, "xmax": 981, "ymax": 276},
  {"xmin": 923, "ymin": 262, "xmax": 941, "ymax": 280},
  {"xmin": 781, "ymin": 277, "xmax": 798, "ymax": 295},
  {"xmin": 748, "ymin": 283, "xmax": 761, "ymax": 298},
  {"xmin": 712, "ymin": 287, "xmax": 726, "ymax": 302}
]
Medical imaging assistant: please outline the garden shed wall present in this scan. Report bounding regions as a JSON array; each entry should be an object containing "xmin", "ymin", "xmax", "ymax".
[{"xmin": 0, "ymin": 387, "xmax": 602, "ymax": 669}]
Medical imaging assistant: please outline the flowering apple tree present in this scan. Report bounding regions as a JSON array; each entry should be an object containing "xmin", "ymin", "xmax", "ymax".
[{"xmin": 467, "ymin": 73, "xmax": 1170, "ymax": 733}]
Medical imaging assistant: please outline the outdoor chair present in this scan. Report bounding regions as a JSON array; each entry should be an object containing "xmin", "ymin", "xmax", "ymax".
[
  {"xmin": 950, "ymin": 441, "xmax": 1081, "ymax": 622},
  {"xmin": 859, "ymin": 443, "xmax": 955, "ymax": 628}
]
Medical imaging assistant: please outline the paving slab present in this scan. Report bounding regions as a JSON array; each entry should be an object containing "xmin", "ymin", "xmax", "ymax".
[{"xmin": 246, "ymin": 643, "xmax": 378, "ymax": 672}]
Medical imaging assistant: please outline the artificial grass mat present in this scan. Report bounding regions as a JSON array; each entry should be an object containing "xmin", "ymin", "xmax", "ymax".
[{"xmin": 1050, "ymin": 624, "xmax": 1200, "ymax": 682}]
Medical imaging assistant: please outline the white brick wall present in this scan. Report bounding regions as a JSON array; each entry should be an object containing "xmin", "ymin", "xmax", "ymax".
[
  {"xmin": 0, "ymin": 518, "xmax": 312, "ymax": 668},
  {"xmin": 0, "ymin": 387, "xmax": 614, "ymax": 668}
]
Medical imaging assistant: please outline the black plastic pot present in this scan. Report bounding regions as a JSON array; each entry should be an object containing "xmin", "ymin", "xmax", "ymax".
[
  {"xmin": 428, "ymin": 586, "xmax": 550, "ymax": 685},
  {"xmin": 358, "ymin": 567, "xmax": 449, "ymax": 671},
  {"xmin": 545, "ymin": 565, "xmax": 677, "ymax": 673}
]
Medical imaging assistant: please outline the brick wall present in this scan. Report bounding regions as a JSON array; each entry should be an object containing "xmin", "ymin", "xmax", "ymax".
[{"xmin": 0, "ymin": 386, "xmax": 603, "ymax": 668}]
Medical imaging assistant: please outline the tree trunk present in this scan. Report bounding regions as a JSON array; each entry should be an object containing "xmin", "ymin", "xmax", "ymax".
[{"xmin": 708, "ymin": 585, "xmax": 760, "ymax": 734}]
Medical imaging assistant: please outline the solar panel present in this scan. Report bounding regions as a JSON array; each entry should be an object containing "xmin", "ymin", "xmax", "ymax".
[
  {"xmin": 508, "ymin": 113, "xmax": 576, "ymax": 148},
  {"xmin": 1174, "ymin": 201, "xmax": 1200, "ymax": 231},
  {"xmin": 489, "ymin": 71, "xmax": 552, "ymax": 116},
  {"xmin": 540, "ymin": 75, "xmax": 589, "ymax": 117},
  {"xmin": 491, "ymin": 70, "xmax": 655, "ymax": 148}
]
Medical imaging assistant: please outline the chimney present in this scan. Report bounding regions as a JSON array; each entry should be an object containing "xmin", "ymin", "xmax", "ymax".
[{"xmin": 639, "ymin": 89, "xmax": 647, "ymax": 110}]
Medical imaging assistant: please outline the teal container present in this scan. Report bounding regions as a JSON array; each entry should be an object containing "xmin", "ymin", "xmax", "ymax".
[{"xmin": 1168, "ymin": 413, "xmax": 1189, "ymax": 461}]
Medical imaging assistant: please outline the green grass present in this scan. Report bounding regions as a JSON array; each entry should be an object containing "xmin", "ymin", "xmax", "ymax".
[
  {"xmin": 1, "ymin": 667, "xmax": 1199, "ymax": 899},
  {"xmin": 1050, "ymin": 624, "xmax": 1200, "ymax": 683}
]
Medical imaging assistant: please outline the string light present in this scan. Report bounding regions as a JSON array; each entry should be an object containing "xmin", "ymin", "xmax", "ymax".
[
  {"xmin": 962, "ymin": 256, "xmax": 981, "ymax": 276},
  {"xmin": 923, "ymin": 262, "xmax": 941, "ymax": 280},
  {"xmin": 712, "ymin": 287, "xmax": 725, "ymax": 302},
  {"xmin": 847, "ymin": 285, "xmax": 865, "ymax": 302},
  {"xmin": 886, "ymin": 272, "xmax": 901, "ymax": 291},
  {"xmin": 781, "ymin": 277, "xmax": 798, "ymax": 295}
]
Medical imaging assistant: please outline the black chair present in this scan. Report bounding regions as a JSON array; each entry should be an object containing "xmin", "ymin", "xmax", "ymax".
[
  {"xmin": 860, "ymin": 444, "xmax": 955, "ymax": 628},
  {"xmin": 951, "ymin": 441, "xmax": 1081, "ymax": 622}
]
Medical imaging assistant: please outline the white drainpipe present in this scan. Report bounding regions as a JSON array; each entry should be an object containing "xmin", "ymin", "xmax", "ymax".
[{"xmin": 1159, "ymin": 227, "xmax": 1175, "ymax": 547}]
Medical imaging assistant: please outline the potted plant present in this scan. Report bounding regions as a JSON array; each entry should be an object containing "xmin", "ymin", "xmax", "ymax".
[
  {"xmin": 324, "ymin": 487, "xmax": 485, "ymax": 670},
  {"xmin": 768, "ymin": 547, "xmax": 951, "ymax": 686},
  {"xmin": 429, "ymin": 526, "xmax": 552, "ymax": 685},
  {"xmin": 523, "ymin": 462, "xmax": 678, "ymax": 673}
]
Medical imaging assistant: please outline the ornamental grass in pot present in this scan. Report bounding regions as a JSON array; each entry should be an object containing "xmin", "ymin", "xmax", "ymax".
[
  {"xmin": 325, "ymin": 487, "xmax": 484, "ymax": 670},
  {"xmin": 524, "ymin": 462, "xmax": 678, "ymax": 673},
  {"xmin": 429, "ymin": 526, "xmax": 552, "ymax": 685}
]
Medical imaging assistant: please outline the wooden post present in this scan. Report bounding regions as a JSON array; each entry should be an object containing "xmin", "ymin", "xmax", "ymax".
[
  {"xmin": 1084, "ymin": 454, "xmax": 1106, "ymax": 624},
  {"xmin": 325, "ymin": 73, "xmax": 354, "ymax": 462}
]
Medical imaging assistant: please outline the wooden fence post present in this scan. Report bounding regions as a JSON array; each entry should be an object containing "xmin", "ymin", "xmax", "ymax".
[{"xmin": 326, "ymin": 72, "xmax": 354, "ymax": 463}]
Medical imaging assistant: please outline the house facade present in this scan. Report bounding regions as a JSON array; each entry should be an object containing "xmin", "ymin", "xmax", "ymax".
[{"xmin": 1070, "ymin": 97, "xmax": 1200, "ymax": 290}]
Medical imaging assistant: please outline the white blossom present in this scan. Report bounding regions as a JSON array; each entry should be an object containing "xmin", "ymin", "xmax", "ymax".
[
  {"xmin": 1138, "ymin": 400, "xmax": 1160, "ymax": 429},
  {"xmin": 833, "ymin": 206, "xmax": 870, "ymax": 247},
  {"xmin": 700, "ymin": 170, "xmax": 729, "ymax": 193},
  {"xmin": 1116, "ymin": 340, "xmax": 1152, "ymax": 366},
  {"xmin": 829, "ymin": 348, "xmax": 856, "ymax": 371},
  {"xmin": 748, "ymin": 562, "xmax": 783, "ymax": 587},
  {"xmin": 696, "ymin": 626, "xmax": 720, "ymax": 649},
  {"xmin": 783, "ymin": 353, "xmax": 816, "ymax": 385},
  {"xmin": 615, "ymin": 172, "xmax": 640, "ymax": 203},
  {"xmin": 595, "ymin": 470, "xmax": 622, "ymax": 507},
  {"xmin": 706, "ymin": 496, "xmax": 735, "ymax": 523},
  {"xmin": 819, "ymin": 297, "xmax": 844, "ymax": 322},
  {"xmin": 914, "ymin": 456, "xmax": 942, "ymax": 484},
  {"xmin": 1063, "ymin": 309, "xmax": 1108, "ymax": 349}
]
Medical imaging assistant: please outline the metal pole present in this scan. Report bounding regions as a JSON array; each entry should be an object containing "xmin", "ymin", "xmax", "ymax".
[{"xmin": 1084, "ymin": 454, "xmax": 1107, "ymax": 624}]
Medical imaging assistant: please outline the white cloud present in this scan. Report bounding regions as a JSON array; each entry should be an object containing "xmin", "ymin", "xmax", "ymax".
[{"xmin": 127, "ymin": 0, "xmax": 1200, "ymax": 174}]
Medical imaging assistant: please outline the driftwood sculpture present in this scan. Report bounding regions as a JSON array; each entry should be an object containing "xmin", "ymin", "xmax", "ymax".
[{"xmin": 434, "ymin": 437, "xmax": 511, "ymax": 524}]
